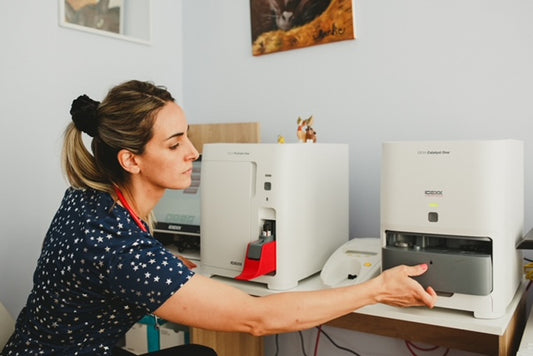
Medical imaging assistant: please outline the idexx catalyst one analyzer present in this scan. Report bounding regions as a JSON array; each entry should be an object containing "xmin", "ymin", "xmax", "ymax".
[{"xmin": 381, "ymin": 140, "xmax": 524, "ymax": 319}]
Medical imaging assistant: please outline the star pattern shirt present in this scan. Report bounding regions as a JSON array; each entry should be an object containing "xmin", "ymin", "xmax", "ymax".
[{"xmin": 1, "ymin": 188, "xmax": 194, "ymax": 356}]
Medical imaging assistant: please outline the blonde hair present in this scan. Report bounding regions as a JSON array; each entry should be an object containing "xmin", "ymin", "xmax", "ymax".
[{"xmin": 62, "ymin": 80, "xmax": 174, "ymax": 194}]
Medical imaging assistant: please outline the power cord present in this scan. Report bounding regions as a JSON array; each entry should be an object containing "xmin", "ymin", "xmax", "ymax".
[
  {"xmin": 405, "ymin": 341, "xmax": 449, "ymax": 356},
  {"xmin": 277, "ymin": 322, "xmax": 463, "ymax": 355},
  {"xmin": 313, "ymin": 326, "xmax": 321, "ymax": 356},
  {"xmin": 298, "ymin": 331, "xmax": 308, "ymax": 356},
  {"xmin": 314, "ymin": 326, "xmax": 361, "ymax": 355},
  {"xmin": 273, "ymin": 331, "xmax": 308, "ymax": 356},
  {"xmin": 313, "ymin": 326, "xmax": 450, "ymax": 356}
]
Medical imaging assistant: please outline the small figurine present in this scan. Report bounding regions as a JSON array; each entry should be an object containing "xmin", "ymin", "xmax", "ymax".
[
  {"xmin": 296, "ymin": 115, "xmax": 317, "ymax": 143},
  {"xmin": 297, "ymin": 117, "xmax": 307, "ymax": 142},
  {"xmin": 305, "ymin": 126, "xmax": 317, "ymax": 143},
  {"xmin": 277, "ymin": 134, "xmax": 286, "ymax": 144}
]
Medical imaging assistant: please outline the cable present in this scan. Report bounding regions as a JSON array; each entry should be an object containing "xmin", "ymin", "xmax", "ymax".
[
  {"xmin": 405, "ymin": 341, "xmax": 449, "ymax": 356},
  {"xmin": 405, "ymin": 341, "xmax": 438, "ymax": 352},
  {"xmin": 313, "ymin": 326, "xmax": 321, "ymax": 356},
  {"xmin": 316, "ymin": 327, "xmax": 361, "ymax": 356},
  {"xmin": 311, "ymin": 327, "xmax": 451, "ymax": 356},
  {"xmin": 273, "ymin": 332, "xmax": 309, "ymax": 356},
  {"xmin": 298, "ymin": 331, "xmax": 308, "ymax": 356}
]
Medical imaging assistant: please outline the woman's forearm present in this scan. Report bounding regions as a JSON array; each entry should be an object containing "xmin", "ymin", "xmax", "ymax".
[
  {"xmin": 247, "ymin": 282, "xmax": 379, "ymax": 335},
  {"xmin": 156, "ymin": 265, "xmax": 436, "ymax": 336}
]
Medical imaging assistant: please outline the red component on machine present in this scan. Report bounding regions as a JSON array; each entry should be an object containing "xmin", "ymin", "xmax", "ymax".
[{"xmin": 235, "ymin": 238, "xmax": 276, "ymax": 281}]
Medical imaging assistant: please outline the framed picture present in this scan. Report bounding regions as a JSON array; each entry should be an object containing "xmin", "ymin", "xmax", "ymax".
[
  {"xmin": 59, "ymin": 0, "xmax": 151, "ymax": 44},
  {"xmin": 250, "ymin": 0, "xmax": 356, "ymax": 56}
]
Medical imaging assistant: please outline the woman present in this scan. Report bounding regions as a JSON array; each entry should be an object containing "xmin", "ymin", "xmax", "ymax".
[{"xmin": 2, "ymin": 80, "xmax": 437, "ymax": 355}]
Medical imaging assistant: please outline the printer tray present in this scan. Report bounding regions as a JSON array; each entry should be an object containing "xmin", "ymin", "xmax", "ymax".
[{"xmin": 382, "ymin": 247, "xmax": 492, "ymax": 296}]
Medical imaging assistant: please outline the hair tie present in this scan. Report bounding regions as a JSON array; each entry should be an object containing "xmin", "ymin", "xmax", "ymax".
[{"xmin": 70, "ymin": 94, "xmax": 100, "ymax": 137}]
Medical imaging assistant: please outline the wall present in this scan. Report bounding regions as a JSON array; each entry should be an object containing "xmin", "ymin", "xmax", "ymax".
[
  {"xmin": 0, "ymin": 1, "xmax": 183, "ymax": 316},
  {"xmin": 181, "ymin": 1, "xmax": 533, "ymax": 354},
  {"xmin": 182, "ymin": 0, "xmax": 533, "ymax": 238}
]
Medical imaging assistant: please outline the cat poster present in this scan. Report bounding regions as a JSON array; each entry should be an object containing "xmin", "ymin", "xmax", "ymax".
[{"xmin": 250, "ymin": 0, "xmax": 356, "ymax": 56}]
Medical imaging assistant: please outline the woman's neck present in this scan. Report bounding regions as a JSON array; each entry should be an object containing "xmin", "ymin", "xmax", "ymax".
[{"xmin": 116, "ymin": 183, "xmax": 164, "ymax": 222}]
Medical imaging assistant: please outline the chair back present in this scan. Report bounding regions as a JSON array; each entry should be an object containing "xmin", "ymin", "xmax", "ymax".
[{"xmin": 0, "ymin": 301, "xmax": 14, "ymax": 349}]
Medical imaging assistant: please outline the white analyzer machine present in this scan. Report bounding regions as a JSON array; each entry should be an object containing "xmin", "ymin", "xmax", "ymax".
[
  {"xmin": 381, "ymin": 139, "xmax": 524, "ymax": 319},
  {"xmin": 200, "ymin": 143, "xmax": 349, "ymax": 291}
]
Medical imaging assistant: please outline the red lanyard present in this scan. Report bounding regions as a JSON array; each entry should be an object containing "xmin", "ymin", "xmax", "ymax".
[{"xmin": 114, "ymin": 187, "xmax": 148, "ymax": 233}]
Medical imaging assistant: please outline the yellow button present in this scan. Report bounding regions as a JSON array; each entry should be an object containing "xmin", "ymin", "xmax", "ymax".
[{"xmin": 364, "ymin": 262, "xmax": 372, "ymax": 267}]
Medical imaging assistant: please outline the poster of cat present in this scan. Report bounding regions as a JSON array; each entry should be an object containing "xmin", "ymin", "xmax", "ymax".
[{"xmin": 250, "ymin": 0, "xmax": 356, "ymax": 56}]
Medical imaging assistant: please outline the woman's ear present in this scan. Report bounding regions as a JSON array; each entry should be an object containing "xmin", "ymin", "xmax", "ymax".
[{"xmin": 117, "ymin": 149, "xmax": 141, "ymax": 174}]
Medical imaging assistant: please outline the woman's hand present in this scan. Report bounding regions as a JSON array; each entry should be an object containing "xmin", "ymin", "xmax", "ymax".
[{"xmin": 371, "ymin": 264, "xmax": 438, "ymax": 308}]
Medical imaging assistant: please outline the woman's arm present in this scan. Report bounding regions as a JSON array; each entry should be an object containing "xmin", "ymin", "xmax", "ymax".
[{"xmin": 154, "ymin": 264, "xmax": 437, "ymax": 336}]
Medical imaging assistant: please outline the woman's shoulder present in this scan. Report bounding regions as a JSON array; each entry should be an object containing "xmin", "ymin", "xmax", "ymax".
[
  {"xmin": 60, "ymin": 187, "xmax": 117, "ymax": 215},
  {"xmin": 64, "ymin": 186, "xmax": 113, "ymax": 203},
  {"xmin": 58, "ymin": 187, "xmax": 160, "ymax": 257},
  {"xmin": 56, "ymin": 187, "xmax": 126, "ymax": 231}
]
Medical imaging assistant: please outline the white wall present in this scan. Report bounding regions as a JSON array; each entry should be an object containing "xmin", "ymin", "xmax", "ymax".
[
  {"xmin": 182, "ymin": 0, "xmax": 533, "ymax": 238},
  {"xmin": 0, "ymin": 1, "xmax": 183, "ymax": 316}
]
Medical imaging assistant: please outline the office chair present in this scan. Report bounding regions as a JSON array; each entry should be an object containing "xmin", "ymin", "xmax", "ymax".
[
  {"xmin": 113, "ymin": 344, "xmax": 217, "ymax": 355},
  {"xmin": 0, "ymin": 301, "xmax": 15, "ymax": 350}
]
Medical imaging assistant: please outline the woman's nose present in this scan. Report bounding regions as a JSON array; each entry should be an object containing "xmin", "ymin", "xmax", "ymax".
[{"xmin": 187, "ymin": 138, "xmax": 200, "ymax": 160}]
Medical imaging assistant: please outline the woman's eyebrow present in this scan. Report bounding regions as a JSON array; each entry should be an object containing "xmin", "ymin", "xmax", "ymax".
[
  {"xmin": 165, "ymin": 132, "xmax": 185, "ymax": 141},
  {"xmin": 164, "ymin": 126, "xmax": 189, "ymax": 141}
]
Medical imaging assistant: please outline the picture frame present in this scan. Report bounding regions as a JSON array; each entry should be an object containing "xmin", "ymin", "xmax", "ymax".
[
  {"xmin": 250, "ymin": 0, "xmax": 356, "ymax": 56},
  {"xmin": 58, "ymin": 0, "xmax": 151, "ymax": 45}
]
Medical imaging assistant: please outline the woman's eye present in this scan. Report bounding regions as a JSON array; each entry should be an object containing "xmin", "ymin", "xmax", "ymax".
[{"xmin": 170, "ymin": 143, "xmax": 180, "ymax": 150}]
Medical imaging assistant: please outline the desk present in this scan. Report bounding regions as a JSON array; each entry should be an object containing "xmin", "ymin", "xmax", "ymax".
[
  {"xmin": 326, "ymin": 283, "xmax": 527, "ymax": 356},
  {"xmin": 188, "ymin": 265, "xmax": 528, "ymax": 356}
]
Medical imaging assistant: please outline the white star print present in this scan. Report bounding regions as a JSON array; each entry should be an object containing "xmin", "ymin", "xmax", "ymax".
[{"xmin": 3, "ymin": 188, "xmax": 195, "ymax": 356}]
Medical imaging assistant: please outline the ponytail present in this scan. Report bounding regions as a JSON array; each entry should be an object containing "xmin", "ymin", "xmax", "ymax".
[{"xmin": 62, "ymin": 122, "xmax": 112, "ymax": 193}]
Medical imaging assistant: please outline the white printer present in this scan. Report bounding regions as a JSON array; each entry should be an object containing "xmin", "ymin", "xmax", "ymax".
[{"xmin": 381, "ymin": 140, "xmax": 524, "ymax": 318}]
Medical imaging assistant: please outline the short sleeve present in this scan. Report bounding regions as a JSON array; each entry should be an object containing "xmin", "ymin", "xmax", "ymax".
[{"xmin": 107, "ymin": 236, "xmax": 195, "ymax": 312}]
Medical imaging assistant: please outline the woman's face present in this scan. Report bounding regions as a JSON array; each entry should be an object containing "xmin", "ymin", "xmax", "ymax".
[{"xmin": 135, "ymin": 101, "xmax": 199, "ymax": 192}]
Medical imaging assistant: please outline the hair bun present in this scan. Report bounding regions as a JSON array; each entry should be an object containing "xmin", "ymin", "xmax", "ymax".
[{"xmin": 70, "ymin": 94, "xmax": 100, "ymax": 137}]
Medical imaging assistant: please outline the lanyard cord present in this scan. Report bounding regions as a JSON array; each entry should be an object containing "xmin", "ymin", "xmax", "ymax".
[{"xmin": 114, "ymin": 186, "xmax": 148, "ymax": 233}]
